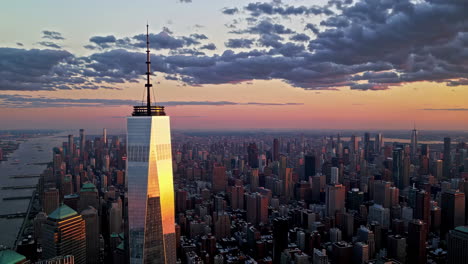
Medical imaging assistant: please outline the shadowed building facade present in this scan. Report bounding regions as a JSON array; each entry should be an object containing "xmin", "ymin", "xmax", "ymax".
[{"xmin": 126, "ymin": 25, "xmax": 176, "ymax": 264}]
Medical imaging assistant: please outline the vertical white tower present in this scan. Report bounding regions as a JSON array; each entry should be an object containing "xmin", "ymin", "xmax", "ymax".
[{"xmin": 126, "ymin": 25, "xmax": 176, "ymax": 264}]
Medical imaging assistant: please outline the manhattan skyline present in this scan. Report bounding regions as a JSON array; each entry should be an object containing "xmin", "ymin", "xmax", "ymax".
[{"xmin": 1, "ymin": 0, "xmax": 468, "ymax": 131}]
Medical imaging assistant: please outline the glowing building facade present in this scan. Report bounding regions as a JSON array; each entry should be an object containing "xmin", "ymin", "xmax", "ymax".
[{"xmin": 126, "ymin": 25, "xmax": 176, "ymax": 264}]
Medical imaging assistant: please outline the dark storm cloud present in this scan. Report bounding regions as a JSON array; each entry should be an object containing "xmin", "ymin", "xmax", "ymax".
[
  {"xmin": 37, "ymin": 41, "xmax": 62, "ymax": 49},
  {"xmin": 42, "ymin": 30, "xmax": 64, "ymax": 40},
  {"xmin": 190, "ymin": 33, "xmax": 208, "ymax": 40},
  {"xmin": 225, "ymin": 38, "xmax": 254, "ymax": 49},
  {"xmin": 290, "ymin": 33, "xmax": 310, "ymax": 42},
  {"xmin": 200, "ymin": 43, "xmax": 216, "ymax": 50},
  {"xmin": 0, "ymin": 94, "xmax": 303, "ymax": 108},
  {"xmin": 222, "ymin": 7, "xmax": 239, "ymax": 15},
  {"xmin": 244, "ymin": 2, "xmax": 334, "ymax": 17},
  {"xmin": 2, "ymin": 0, "xmax": 468, "ymax": 92}
]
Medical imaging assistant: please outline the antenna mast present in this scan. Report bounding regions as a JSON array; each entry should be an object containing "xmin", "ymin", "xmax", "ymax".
[{"xmin": 145, "ymin": 24, "xmax": 152, "ymax": 116}]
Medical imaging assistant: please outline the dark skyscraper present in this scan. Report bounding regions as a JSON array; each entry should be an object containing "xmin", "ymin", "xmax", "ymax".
[
  {"xmin": 273, "ymin": 217, "xmax": 288, "ymax": 264},
  {"xmin": 441, "ymin": 190, "xmax": 466, "ymax": 239},
  {"xmin": 444, "ymin": 137, "xmax": 451, "ymax": 178},
  {"xmin": 79, "ymin": 129, "xmax": 85, "ymax": 157},
  {"xmin": 248, "ymin": 143, "xmax": 259, "ymax": 168},
  {"xmin": 304, "ymin": 155, "xmax": 316, "ymax": 181},
  {"xmin": 364, "ymin": 132, "xmax": 371, "ymax": 162},
  {"xmin": 407, "ymin": 219, "xmax": 427, "ymax": 264},
  {"xmin": 415, "ymin": 190, "xmax": 431, "ymax": 231},
  {"xmin": 411, "ymin": 127, "xmax": 418, "ymax": 158},
  {"xmin": 273, "ymin": 138, "xmax": 279, "ymax": 162},
  {"xmin": 447, "ymin": 226, "xmax": 468, "ymax": 264},
  {"xmin": 392, "ymin": 148, "xmax": 404, "ymax": 189}
]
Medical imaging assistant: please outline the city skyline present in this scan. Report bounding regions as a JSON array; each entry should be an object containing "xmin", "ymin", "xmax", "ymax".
[{"xmin": 1, "ymin": 0, "xmax": 468, "ymax": 131}]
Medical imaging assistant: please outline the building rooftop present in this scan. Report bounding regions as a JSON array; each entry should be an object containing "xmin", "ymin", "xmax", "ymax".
[
  {"xmin": 454, "ymin": 226, "xmax": 468, "ymax": 234},
  {"xmin": 80, "ymin": 182, "xmax": 97, "ymax": 192},
  {"xmin": 0, "ymin": 249, "xmax": 26, "ymax": 264},
  {"xmin": 48, "ymin": 204, "xmax": 78, "ymax": 220}
]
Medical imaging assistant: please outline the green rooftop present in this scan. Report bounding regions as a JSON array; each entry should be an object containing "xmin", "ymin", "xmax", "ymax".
[
  {"xmin": 455, "ymin": 226, "xmax": 468, "ymax": 234},
  {"xmin": 0, "ymin": 250, "xmax": 26, "ymax": 264},
  {"xmin": 80, "ymin": 182, "xmax": 97, "ymax": 192},
  {"xmin": 48, "ymin": 204, "xmax": 78, "ymax": 220},
  {"xmin": 117, "ymin": 242, "xmax": 124, "ymax": 250}
]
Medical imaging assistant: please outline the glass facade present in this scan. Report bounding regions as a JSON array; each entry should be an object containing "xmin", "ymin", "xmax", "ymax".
[{"xmin": 127, "ymin": 116, "xmax": 176, "ymax": 264}]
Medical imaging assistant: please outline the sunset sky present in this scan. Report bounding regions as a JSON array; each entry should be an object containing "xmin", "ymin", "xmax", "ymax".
[{"xmin": 1, "ymin": 0, "xmax": 467, "ymax": 132}]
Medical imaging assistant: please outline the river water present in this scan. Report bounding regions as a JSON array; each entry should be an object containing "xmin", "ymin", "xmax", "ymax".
[{"xmin": 0, "ymin": 133, "xmax": 66, "ymax": 248}]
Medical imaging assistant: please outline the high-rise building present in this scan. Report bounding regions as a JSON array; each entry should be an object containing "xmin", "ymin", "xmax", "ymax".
[
  {"xmin": 375, "ymin": 133, "xmax": 383, "ymax": 154},
  {"xmin": 447, "ymin": 226, "xmax": 468, "ymax": 264},
  {"xmin": 444, "ymin": 137, "xmax": 452, "ymax": 178},
  {"xmin": 387, "ymin": 234, "xmax": 406, "ymax": 263},
  {"xmin": 332, "ymin": 242, "xmax": 353, "ymax": 264},
  {"xmin": 43, "ymin": 188, "xmax": 60, "ymax": 215},
  {"xmin": 392, "ymin": 148, "xmax": 405, "ymax": 189},
  {"xmin": 212, "ymin": 165, "xmax": 227, "ymax": 192},
  {"xmin": 407, "ymin": 219, "xmax": 427, "ymax": 264},
  {"xmin": 312, "ymin": 249, "xmax": 328, "ymax": 264},
  {"xmin": 247, "ymin": 143, "xmax": 259, "ymax": 168},
  {"xmin": 353, "ymin": 242, "xmax": 369, "ymax": 264},
  {"xmin": 411, "ymin": 127, "xmax": 418, "ymax": 158},
  {"xmin": 42, "ymin": 204, "xmax": 87, "ymax": 264},
  {"xmin": 325, "ymin": 184, "xmax": 345, "ymax": 217},
  {"xmin": 415, "ymin": 190, "xmax": 431, "ymax": 231},
  {"xmin": 273, "ymin": 217, "xmax": 288, "ymax": 264},
  {"xmin": 78, "ymin": 183, "xmax": 99, "ymax": 213},
  {"xmin": 0, "ymin": 250, "xmax": 28, "ymax": 264},
  {"xmin": 81, "ymin": 206, "xmax": 99, "ymax": 264},
  {"xmin": 304, "ymin": 155, "xmax": 316, "ymax": 181},
  {"xmin": 126, "ymin": 25, "xmax": 176, "ymax": 264},
  {"xmin": 441, "ymin": 190, "xmax": 466, "ymax": 239},
  {"xmin": 273, "ymin": 138, "xmax": 279, "ymax": 162},
  {"xmin": 68, "ymin": 134, "xmax": 74, "ymax": 158},
  {"xmin": 374, "ymin": 181, "xmax": 391, "ymax": 208},
  {"xmin": 103, "ymin": 128, "xmax": 107, "ymax": 146},
  {"xmin": 364, "ymin": 132, "xmax": 371, "ymax": 162},
  {"xmin": 79, "ymin": 129, "xmax": 85, "ymax": 157}
]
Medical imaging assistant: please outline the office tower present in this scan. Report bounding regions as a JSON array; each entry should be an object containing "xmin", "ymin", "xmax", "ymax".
[
  {"xmin": 332, "ymin": 242, "xmax": 353, "ymax": 264},
  {"xmin": 249, "ymin": 168, "xmax": 259, "ymax": 191},
  {"xmin": 364, "ymin": 132, "xmax": 371, "ymax": 162},
  {"xmin": 374, "ymin": 181, "xmax": 391, "ymax": 208},
  {"xmin": 281, "ymin": 167, "xmax": 293, "ymax": 200},
  {"xmin": 312, "ymin": 174, "xmax": 325, "ymax": 203},
  {"xmin": 81, "ymin": 206, "xmax": 99, "ymax": 264},
  {"xmin": 329, "ymin": 227, "xmax": 342, "ymax": 242},
  {"xmin": 102, "ymin": 128, "xmax": 107, "ymax": 146},
  {"xmin": 229, "ymin": 184, "xmax": 244, "ymax": 210},
  {"xmin": 248, "ymin": 143, "xmax": 259, "ymax": 168},
  {"xmin": 441, "ymin": 190, "xmax": 466, "ymax": 238},
  {"xmin": 79, "ymin": 129, "xmax": 85, "ymax": 157},
  {"xmin": 326, "ymin": 184, "xmax": 345, "ymax": 217},
  {"xmin": 126, "ymin": 26, "xmax": 176, "ymax": 264},
  {"xmin": 444, "ymin": 137, "xmax": 452, "ymax": 178},
  {"xmin": 411, "ymin": 127, "xmax": 418, "ymax": 158},
  {"xmin": 62, "ymin": 174, "xmax": 73, "ymax": 196},
  {"xmin": 447, "ymin": 226, "xmax": 468, "ymax": 264},
  {"xmin": 331, "ymin": 166, "xmax": 339, "ymax": 184},
  {"xmin": 435, "ymin": 160, "xmax": 443, "ymax": 180},
  {"xmin": 375, "ymin": 133, "xmax": 383, "ymax": 154},
  {"xmin": 357, "ymin": 226, "xmax": 375, "ymax": 259},
  {"xmin": 387, "ymin": 235, "xmax": 406, "ymax": 263},
  {"xmin": 214, "ymin": 212, "xmax": 230, "ymax": 239},
  {"xmin": 246, "ymin": 193, "xmax": 257, "ymax": 224},
  {"xmin": 353, "ymin": 242, "xmax": 369, "ymax": 264},
  {"xmin": 368, "ymin": 204, "xmax": 390, "ymax": 229},
  {"xmin": 313, "ymin": 249, "xmax": 328, "ymax": 264},
  {"xmin": 109, "ymin": 201, "xmax": 123, "ymax": 234},
  {"xmin": 273, "ymin": 138, "xmax": 279, "ymax": 161},
  {"xmin": 407, "ymin": 219, "xmax": 427, "ymax": 264},
  {"xmin": 415, "ymin": 190, "xmax": 431, "ymax": 230},
  {"xmin": 273, "ymin": 217, "xmax": 288, "ymax": 264},
  {"xmin": 43, "ymin": 188, "xmax": 60, "ymax": 215},
  {"xmin": 34, "ymin": 211, "xmax": 48, "ymax": 245},
  {"xmin": 392, "ymin": 148, "xmax": 405, "ymax": 189},
  {"xmin": 346, "ymin": 188, "xmax": 364, "ymax": 211},
  {"xmin": 212, "ymin": 165, "xmax": 227, "ymax": 192},
  {"xmin": 304, "ymin": 155, "xmax": 316, "ymax": 181},
  {"xmin": 350, "ymin": 135, "xmax": 358, "ymax": 154},
  {"xmin": 78, "ymin": 183, "xmax": 99, "ymax": 213},
  {"xmin": 42, "ymin": 204, "xmax": 86, "ymax": 264},
  {"xmin": 68, "ymin": 134, "xmax": 74, "ymax": 157}
]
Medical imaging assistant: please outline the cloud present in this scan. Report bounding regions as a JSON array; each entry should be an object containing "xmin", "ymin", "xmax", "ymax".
[
  {"xmin": 244, "ymin": 2, "xmax": 334, "ymax": 17},
  {"xmin": 290, "ymin": 33, "xmax": 310, "ymax": 42},
  {"xmin": 37, "ymin": 41, "xmax": 62, "ymax": 49},
  {"xmin": 42, "ymin": 30, "xmax": 64, "ymax": 40},
  {"xmin": 420, "ymin": 108, "xmax": 468, "ymax": 111},
  {"xmin": 305, "ymin": 23, "xmax": 319, "ymax": 35},
  {"xmin": 200, "ymin": 43, "xmax": 216, "ymax": 50},
  {"xmin": 222, "ymin": 7, "xmax": 239, "ymax": 15},
  {"xmin": 190, "ymin": 33, "xmax": 208, "ymax": 40},
  {"xmin": 0, "ymin": 94, "xmax": 303, "ymax": 108},
  {"xmin": 225, "ymin": 38, "xmax": 255, "ymax": 49}
]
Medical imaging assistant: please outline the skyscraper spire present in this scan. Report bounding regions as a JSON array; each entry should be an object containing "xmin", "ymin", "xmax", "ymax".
[{"xmin": 145, "ymin": 24, "xmax": 152, "ymax": 115}]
